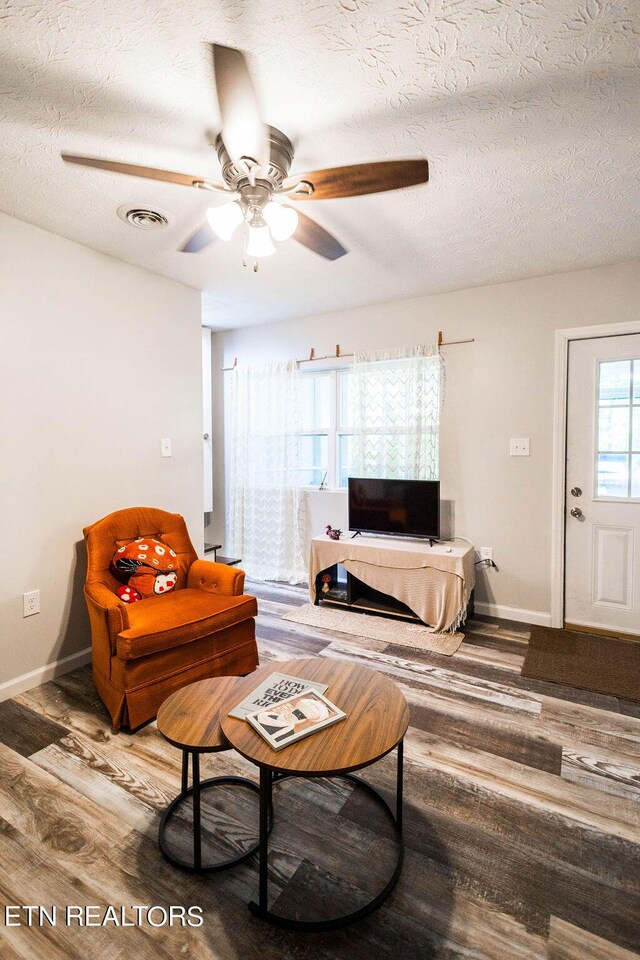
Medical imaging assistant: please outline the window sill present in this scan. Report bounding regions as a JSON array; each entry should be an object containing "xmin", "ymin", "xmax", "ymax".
[{"xmin": 300, "ymin": 486, "xmax": 347, "ymax": 494}]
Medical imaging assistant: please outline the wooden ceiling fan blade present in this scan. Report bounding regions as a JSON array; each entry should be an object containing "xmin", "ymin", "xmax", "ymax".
[
  {"xmin": 61, "ymin": 154, "xmax": 224, "ymax": 189},
  {"xmin": 212, "ymin": 44, "xmax": 268, "ymax": 172},
  {"xmin": 284, "ymin": 159, "xmax": 429, "ymax": 200},
  {"xmin": 180, "ymin": 223, "xmax": 215, "ymax": 253},
  {"xmin": 293, "ymin": 210, "xmax": 348, "ymax": 261}
]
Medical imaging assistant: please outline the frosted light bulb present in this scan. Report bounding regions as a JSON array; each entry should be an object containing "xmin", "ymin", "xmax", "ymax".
[
  {"xmin": 263, "ymin": 201, "xmax": 299, "ymax": 241},
  {"xmin": 206, "ymin": 201, "xmax": 243, "ymax": 241},
  {"xmin": 246, "ymin": 224, "xmax": 275, "ymax": 257}
]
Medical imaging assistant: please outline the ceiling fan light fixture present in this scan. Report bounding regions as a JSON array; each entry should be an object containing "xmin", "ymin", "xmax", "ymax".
[
  {"xmin": 246, "ymin": 223, "xmax": 275, "ymax": 258},
  {"xmin": 206, "ymin": 200, "xmax": 243, "ymax": 240},
  {"xmin": 263, "ymin": 200, "xmax": 298, "ymax": 241}
]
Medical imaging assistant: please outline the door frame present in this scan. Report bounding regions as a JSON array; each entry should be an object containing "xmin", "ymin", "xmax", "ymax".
[{"xmin": 551, "ymin": 320, "xmax": 640, "ymax": 628}]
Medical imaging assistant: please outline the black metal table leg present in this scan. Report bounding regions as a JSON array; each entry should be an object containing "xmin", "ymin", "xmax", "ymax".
[
  {"xmin": 249, "ymin": 762, "xmax": 404, "ymax": 931},
  {"xmin": 192, "ymin": 751, "xmax": 201, "ymax": 871},
  {"xmin": 258, "ymin": 766, "xmax": 271, "ymax": 911},
  {"xmin": 396, "ymin": 738, "xmax": 404, "ymax": 837},
  {"xmin": 181, "ymin": 749, "xmax": 189, "ymax": 795},
  {"xmin": 158, "ymin": 752, "xmax": 273, "ymax": 875}
]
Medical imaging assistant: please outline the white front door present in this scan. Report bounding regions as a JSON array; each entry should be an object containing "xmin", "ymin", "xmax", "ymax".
[{"xmin": 565, "ymin": 334, "xmax": 640, "ymax": 635}]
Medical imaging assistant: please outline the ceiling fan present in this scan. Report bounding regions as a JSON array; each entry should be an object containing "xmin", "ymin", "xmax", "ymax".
[{"xmin": 62, "ymin": 44, "xmax": 429, "ymax": 270}]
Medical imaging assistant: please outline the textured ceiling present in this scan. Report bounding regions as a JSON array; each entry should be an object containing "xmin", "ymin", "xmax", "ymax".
[{"xmin": 1, "ymin": 1, "xmax": 638, "ymax": 329}]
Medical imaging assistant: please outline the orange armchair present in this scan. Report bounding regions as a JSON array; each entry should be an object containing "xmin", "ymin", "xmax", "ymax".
[{"xmin": 83, "ymin": 507, "xmax": 259, "ymax": 730}]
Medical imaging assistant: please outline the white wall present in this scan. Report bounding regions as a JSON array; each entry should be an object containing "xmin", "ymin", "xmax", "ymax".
[
  {"xmin": 0, "ymin": 212, "xmax": 203, "ymax": 695},
  {"xmin": 207, "ymin": 259, "xmax": 640, "ymax": 623}
]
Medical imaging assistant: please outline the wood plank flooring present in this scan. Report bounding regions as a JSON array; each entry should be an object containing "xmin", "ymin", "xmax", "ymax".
[{"xmin": 0, "ymin": 579, "xmax": 638, "ymax": 960}]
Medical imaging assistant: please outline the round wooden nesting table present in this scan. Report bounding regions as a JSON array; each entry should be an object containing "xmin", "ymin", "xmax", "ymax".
[
  {"xmin": 157, "ymin": 676, "xmax": 267, "ymax": 874},
  {"xmin": 220, "ymin": 657, "xmax": 409, "ymax": 931}
]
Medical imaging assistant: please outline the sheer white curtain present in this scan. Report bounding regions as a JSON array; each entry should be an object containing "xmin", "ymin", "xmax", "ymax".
[
  {"xmin": 227, "ymin": 361, "xmax": 307, "ymax": 583},
  {"xmin": 350, "ymin": 345, "xmax": 444, "ymax": 479}
]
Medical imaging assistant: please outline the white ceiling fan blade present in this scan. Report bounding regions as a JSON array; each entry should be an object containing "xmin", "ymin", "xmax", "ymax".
[{"xmin": 212, "ymin": 44, "xmax": 269, "ymax": 173}]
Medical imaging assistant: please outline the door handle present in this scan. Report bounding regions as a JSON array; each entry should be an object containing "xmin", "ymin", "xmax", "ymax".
[
  {"xmin": 570, "ymin": 507, "xmax": 583, "ymax": 519},
  {"xmin": 203, "ymin": 433, "xmax": 210, "ymax": 441}
]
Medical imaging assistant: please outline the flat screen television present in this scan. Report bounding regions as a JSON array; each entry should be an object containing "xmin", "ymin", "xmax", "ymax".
[{"xmin": 348, "ymin": 477, "xmax": 440, "ymax": 540}]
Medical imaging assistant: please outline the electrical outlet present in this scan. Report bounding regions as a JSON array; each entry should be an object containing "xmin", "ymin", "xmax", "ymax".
[
  {"xmin": 23, "ymin": 590, "xmax": 40, "ymax": 617},
  {"xmin": 510, "ymin": 438, "xmax": 530, "ymax": 456},
  {"xmin": 161, "ymin": 438, "xmax": 172, "ymax": 457},
  {"xmin": 479, "ymin": 547, "xmax": 493, "ymax": 562}
]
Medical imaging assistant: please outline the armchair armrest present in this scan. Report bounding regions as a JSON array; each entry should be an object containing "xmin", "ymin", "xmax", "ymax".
[
  {"xmin": 84, "ymin": 582, "xmax": 130, "ymax": 660},
  {"xmin": 85, "ymin": 582, "xmax": 130, "ymax": 627},
  {"xmin": 188, "ymin": 559, "xmax": 245, "ymax": 597}
]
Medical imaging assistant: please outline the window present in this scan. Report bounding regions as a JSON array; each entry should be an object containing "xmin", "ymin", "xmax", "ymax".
[
  {"xmin": 596, "ymin": 359, "xmax": 640, "ymax": 499},
  {"xmin": 298, "ymin": 369, "xmax": 352, "ymax": 488},
  {"xmin": 298, "ymin": 349, "xmax": 443, "ymax": 489}
]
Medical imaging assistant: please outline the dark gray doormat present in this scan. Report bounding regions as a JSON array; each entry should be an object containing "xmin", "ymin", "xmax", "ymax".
[{"xmin": 521, "ymin": 626, "xmax": 640, "ymax": 702}]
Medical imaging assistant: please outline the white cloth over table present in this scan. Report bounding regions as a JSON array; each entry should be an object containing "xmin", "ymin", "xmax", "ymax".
[{"xmin": 309, "ymin": 535, "xmax": 475, "ymax": 633}]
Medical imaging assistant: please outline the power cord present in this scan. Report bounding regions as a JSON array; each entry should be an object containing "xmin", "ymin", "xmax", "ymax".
[{"xmin": 445, "ymin": 537, "xmax": 499, "ymax": 570}]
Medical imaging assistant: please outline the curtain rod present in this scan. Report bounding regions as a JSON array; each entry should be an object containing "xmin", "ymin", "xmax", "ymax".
[
  {"xmin": 221, "ymin": 332, "xmax": 474, "ymax": 370},
  {"xmin": 437, "ymin": 331, "xmax": 475, "ymax": 348}
]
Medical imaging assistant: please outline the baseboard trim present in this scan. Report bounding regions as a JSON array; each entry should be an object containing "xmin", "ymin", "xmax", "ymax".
[
  {"xmin": 0, "ymin": 646, "xmax": 92, "ymax": 703},
  {"xmin": 473, "ymin": 601, "xmax": 551, "ymax": 627}
]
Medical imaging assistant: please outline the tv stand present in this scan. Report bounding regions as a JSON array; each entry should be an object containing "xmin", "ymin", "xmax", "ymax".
[
  {"xmin": 351, "ymin": 530, "xmax": 361, "ymax": 539},
  {"xmin": 310, "ymin": 535, "xmax": 475, "ymax": 633},
  {"xmin": 318, "ymin": 568, "xmax": 422, "ymax": 623}
]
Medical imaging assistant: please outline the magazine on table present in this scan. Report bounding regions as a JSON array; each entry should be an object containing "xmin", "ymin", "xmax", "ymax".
[
  {"xmin": 245, "ymin": 688, "xmax": 346, "ymax": 751},
  {"xmin": 227, "ymin": 672, "xmax": 328, "ymax": 720}
]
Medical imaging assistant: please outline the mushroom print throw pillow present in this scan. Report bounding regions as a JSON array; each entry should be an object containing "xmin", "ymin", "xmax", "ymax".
[{"xmin": 111, "ymin": 538, "xmax": 178, "ymax": 603}]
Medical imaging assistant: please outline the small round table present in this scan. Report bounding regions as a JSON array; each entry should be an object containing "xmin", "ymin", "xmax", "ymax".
[
  {"xmin": 157, "ymin": 676, "xmax": 264, "ymax": 873},
  {"xmin": 221, "ymin": 657, "xmax": 409, "ymax": 931}
]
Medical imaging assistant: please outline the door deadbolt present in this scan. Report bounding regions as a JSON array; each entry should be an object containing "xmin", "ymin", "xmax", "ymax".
[
  {"xmin": 570, "ymin": 507, "xmax": 583, "ymax": 519},
  {"xmin": 570, "ymin": 486, "xmax": 582, "ymax": 497},
  {"xmin": 203, "ymin": 433, "xmax": 210, "ymax": 441}
]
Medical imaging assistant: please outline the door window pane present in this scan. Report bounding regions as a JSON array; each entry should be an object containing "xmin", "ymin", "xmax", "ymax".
[
  {"xmin": 598, "ymin": 406, "xmax": 629, "ymax": 451},
  {"xmin": 596, "ymin": 453, "xmax": 629, "ymax": 498},
  {"xmin": 632, "ymin": 454, "xmax": 640, "ymax": 498},
  {"xmin": 596, "ymin": 357, "xmax": 640, "ymax": 498},
  {"xmin": 599, "ymin": 360, "xmax": 631, "ymax": 405}
]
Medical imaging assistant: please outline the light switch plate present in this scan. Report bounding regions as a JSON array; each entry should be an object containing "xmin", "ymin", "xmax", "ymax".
[
  {"xmin": 510, "ymin": 438, "xmax": 530, "ymax": 456},
  {"xmin": 161, "ymin": 438, "xmax": 172, "ymax": 457}
]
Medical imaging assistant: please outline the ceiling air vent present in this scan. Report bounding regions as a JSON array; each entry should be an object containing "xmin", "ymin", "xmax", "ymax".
[{"xmin": 118, "ymin": 205, "xmax": 171, "ymax": 230}]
